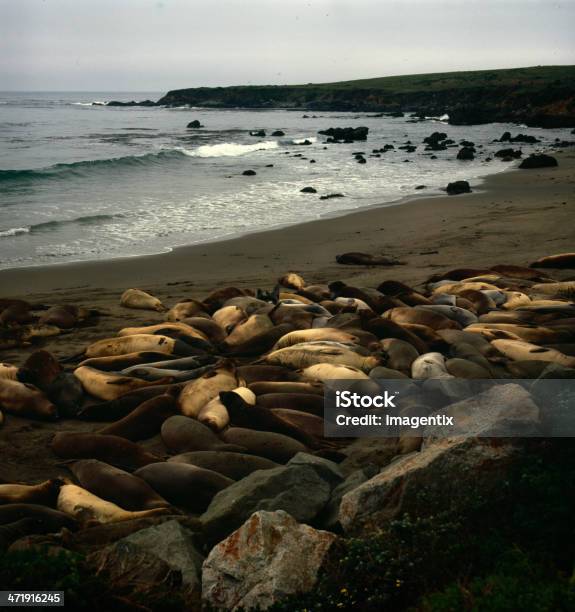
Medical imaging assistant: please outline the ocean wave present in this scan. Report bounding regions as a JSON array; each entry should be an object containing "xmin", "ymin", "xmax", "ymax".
[
  {"xmin": 189, "ymin": 141, "xmax": 279, "ymax": 157},
  {"xmin": 0, "ymin": 150, "xmax": 191, "ymax": 184},
  {"xmin": 0, "ymin": 141, "xmax": 279, "ymax": 184},
  {"xmin": 0, "ymin": 227, "xmax": 29, "ymax": 238},
  {"xmin": 0, "ymin": 214, "xmax": 127, "ymax": 239}
]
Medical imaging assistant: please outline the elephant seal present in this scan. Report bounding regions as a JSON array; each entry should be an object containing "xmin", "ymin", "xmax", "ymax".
[
  {"xmin": 161, "ymin": 415, "xmax": 244, "ymax": 454},
  {"xmin": 531, "ymin": 281, "xmax": 575, "ymax": 299},
  {"xmin": 381, "ymin": 338, "xmax": 419, "ymax": 376},
  {"xmin": 118, "ymin": 321, "xmax": 209, "ymax": 341},
  {"xmin": 38, "ymin": 304, "xmax": 89, "ymax": 328},
  {"xmin": 219, "ymin": 391, "xmax": 319, "ymax": 448},
  {"xmin": 254, "ymin": 392, "xmax": 324, "ymax": 416},
  {"xmin": 445, "ymin": 358, "xmax": 492, "ymax": 379},
  {"xmin": 98, "ymin": 393, "xmax": 178, "ymax": 441},
  {"xmin": 416, "ymin": 304, "xmax": 478, "ymax": 327},
  {"xmin": 530, "ymin": 253, "xmax": 575, "ymax": 269},
  {"xmin": 119, "ymin": 363, "xmax": 215, "ymax": 383},
  {"xmin": 167, "ymin": 299, "xmax": 209, "ymax": 321},
  {"xmin": 178, "ymin": 361, "xmax": 242, "ymax": 418},
  {"xmin": 69, "ymin": 460, "xmax": 170, "ymax": 511},
  {"xmin": 273, "ymin": 328, "xmax": 371, "ymax": 350},
  {"xmin": 180, "ymin": 317, "xmax": 226, "ymax": 343},
  {"xmin": 168, "ymin": 451, "xmax": 278, "ymax": 480},
  {"xmin": 120, "ymin": 288, "xmax": 166, "ymax": 312},
  {"xmin": 0, "ymin": 479, "xmax": 64, "ymax": 506},
  {"xmin": 212, "ymin": 305, "xmax": 247, "ymax": 331},
  {"xmin": 0, "ymin": 363, "xmax": 18, "ymax": 380},
  {"xmin": 0, "ymin": 504, "xmax": 76, "ymax": 530},
  {"xmin": 223, "ymin": 314, "xmax": 273, "ymax": 347},
  {"xmin": 369, "ymin": 365, "xmax": 410, "ymax": 379},
  {"xmin": 77, "ymin": 384, "xmax": 184, "ymax": 421},
  {"xmin": 248, "ymin": 381, "xmax": 324, "ymax": 396},
  {"xmin": 74, "ymin": 366, "xmax": 171, "ymax": 401},
  {"xmin": 221, "ymin": 427, "xmax": 308, "ymax": 463},
  {"xmin": 0, "ymin": 379, "xmax": 58, "ymax": 420},
  {"xmin": 134, "ymin": 463, "xmax": 233, "ymax": 512},
  {"xmin": 301, "ymin": 363, "xmax": 369, "ymax": 381},
  {"xmin": 384, "ymin": 307, "xmax": 461, "ymax": 331},
  {"xmin": 427, "ymin": 268, "xmax": 493, "ymax": 283},
  {"xmin": 85, "ymin": 334, "xmax": 199, "ymax": 358},
  {"xmin": 222, "ymin": 323, "xmax": 294, "ymax": 357},
  {"xmin": 411, "ymin": 352, "xmax": 453, "ymax": 379},
  {"xmin": 336, "ymin": 252, "xmax": 402, "ymax": 266},
  {"xmin": 236, "ymin": 365, "xmax": 301, "ymax": 384},
  {"xmin": 279, "ymin": 272, "xmax": 306, "ymax": 291},
  {"xmin": 360, "ymin": 316, "xmax": 429, "ymax": 354},
  {"xmin": 78, "ymin": 351, "xmax": 174, "ymax": 371},
  {"xmin": 491, "ymin": 340, "xmax": 575, "ymax": 368},
  {"xmin": 271, "ymin": 409, "xmax": 325, "ymax": 439},
  {"xmin": 51, "ymin": 433, "xmax": 162, "ymax": 471},
  {"xmin": 263, "ymin": 343, "xmax": 379, "ymax": 372},
  {"xmin": 202, "ymin": 287, "xmax": 251, "ymax": 312},
  {"xmin": 121, "ymin": 355, "xmax": 214, "ymax": 374},
  {"xmin": 57, "ymin": 484, "xmax": 170, "ymax": 525}
]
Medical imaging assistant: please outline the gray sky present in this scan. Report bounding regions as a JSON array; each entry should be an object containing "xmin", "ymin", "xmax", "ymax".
[{"xmin": 1, "ymin": 0, "xmax": 574, "ymax": 92}]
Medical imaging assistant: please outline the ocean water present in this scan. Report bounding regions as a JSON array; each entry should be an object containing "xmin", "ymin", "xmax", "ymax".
[{"xmin": 0, "ymin": 91, "xmax": 570, "ymax": 271}]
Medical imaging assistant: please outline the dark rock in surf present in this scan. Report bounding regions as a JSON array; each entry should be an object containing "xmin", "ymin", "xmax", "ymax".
[
  {"xmin": 242, "ymin": 170, "xmax": 257, "ymax": 176},
  {"xmin": 519, "ymin": 154, "xmax": 558, "ymax": 169},
  {"xmin": 457, "ymin": 147, "xmax": 475, "ymax": 161},
  {"xmin": 300, "ymin": 187, "xmax": 317, "ymax": 194},
  {"xmin": 318, "ymin": 127, "xmax": 369, "ymax": 142},
  {"xmin": 187, "ymin": 120, "xmax": 203, "ymax": 128},
  {"xmin": 272, "ymin": 130, "xmax": 285, "ymax": 136},
  {"xmin": 250, "ymin": 130, "xmax": 266, "ymax": 137},
  {"xmin": 446, "ymin": 180, "xmax": 471, "ymax": 195}
]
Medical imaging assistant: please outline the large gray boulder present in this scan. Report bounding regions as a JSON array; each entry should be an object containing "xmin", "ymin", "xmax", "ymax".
[
  {"xmin": 201, "ymin": 454, "xmax": 342, "ymax": 542},
  {"xmin": 338, "ymin": 384, "xmax": 539, "ymax": 535},
  {"xmin": 339, "ymin": 437, "xmax": 521, "ymax": 534},
  {"xmin": 109, "ymin": 520, "xmax": 204, "ymax": 592},
  {"xmin": 202, "ymin": 510, "xmax": 336, "ymax": 610}
]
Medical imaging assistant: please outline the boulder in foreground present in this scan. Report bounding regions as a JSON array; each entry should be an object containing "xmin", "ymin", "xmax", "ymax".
[
  {"xmin": 202, "ymin": 510, "xmax": 336, "ymax": 611},
  {"xmin": 201, "ymin": 454, "xmax": 341, "ymax": 542}
]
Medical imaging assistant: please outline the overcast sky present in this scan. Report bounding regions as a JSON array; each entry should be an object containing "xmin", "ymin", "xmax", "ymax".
[{"xmin": 1, "ymin": 0, "xmax": 573, "ymax": 92}]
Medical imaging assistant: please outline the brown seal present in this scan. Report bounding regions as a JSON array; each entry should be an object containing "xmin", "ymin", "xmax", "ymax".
[
  {"xmin": 51, "ymin": 433, "xmax": 162, "ymax": 471},
  {"xmin": 219, "ymin": 391, "xmax": 319, "ymax": 448},
  {"xmin": 248, "ymin": 381, "xmax": 324, "ymax": 396},
  {"xmin": 98, "ymin": 393, "xmax": 178, "ymax": 441},
  {"xmin": 236, "ymin": 365, "xmax": 301, "ymax": 384},
  {"xmin": 221, "ymin": 427, "xmax": 308, "ymax": 463},
  {"xmin": 69, "ymin": 460, "xmax": 170, "ymax": 511},
  {"xmin": 530, "ymin": 253, "xmax": 575, "ymax": 269},
  {"xmin": 0, "ymin": 478, "xmax": 65, "ymax": 506},
  {"xmin": 168, "ymin": 451, "xmax": 279, "ymax": 480},
  {"xmin": 134, "ymin": 463, "xmax": 233, "ymax": 512},
  {"xmin": 161, "ymin": 415, "xmax": 244, "ymax": 454},
  {"xmin": 0, "ymin": 379, "xmax": 58, "ymax": 420},
  {"xmin": 255, "ymin": 392, "xmax": 324, "ymax": 416},
  {"xmin": 0, "ymin": 504, "xmax": 76, "ymax": 530}
]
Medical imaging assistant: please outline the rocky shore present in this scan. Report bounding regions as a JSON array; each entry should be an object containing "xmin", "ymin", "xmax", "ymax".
[{"xmin": 109, "ymin": 66, "xmax": 575, "ymax": 129}]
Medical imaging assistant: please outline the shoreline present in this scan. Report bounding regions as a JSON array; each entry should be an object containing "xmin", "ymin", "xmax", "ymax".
[{"xmin": 0, "ymin": 150, "xmax": 573, "ymax": 309}]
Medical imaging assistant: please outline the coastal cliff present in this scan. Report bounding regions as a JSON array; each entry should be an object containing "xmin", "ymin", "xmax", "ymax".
[{"xmin": 155, "ymin": 65, "xmax": 575, "ymax": 128}]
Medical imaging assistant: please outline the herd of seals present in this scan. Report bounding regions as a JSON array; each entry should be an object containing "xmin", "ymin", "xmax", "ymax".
[{"xmin": 1, "ymin": 252, "xmax": 575, "ymax": 554}]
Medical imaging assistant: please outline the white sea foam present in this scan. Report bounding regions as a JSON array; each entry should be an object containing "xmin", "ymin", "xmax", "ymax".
[
  {"xmin": 292, "ymin": 137, "xmax": 318, "ymax": 144},
  {"xmin": 0, "ymin": 227, "xmax": 29, "ymax": 238},
  {"xmin": 188, "ymin": 141, "xmax": 279, "ymax": 157}
]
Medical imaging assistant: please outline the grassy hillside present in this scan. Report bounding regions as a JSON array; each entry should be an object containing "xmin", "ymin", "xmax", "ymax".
[{"xmin": 157, "ymin": 65, "xmax": 575, "ymax": 128}]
